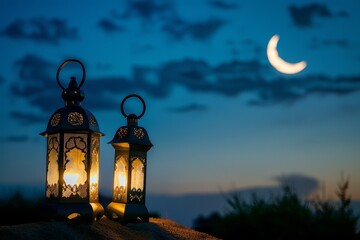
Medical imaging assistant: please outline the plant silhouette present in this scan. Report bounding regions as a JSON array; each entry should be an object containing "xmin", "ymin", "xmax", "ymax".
[{"xmin": 193, "ymin": 177, "xmax": 359, "ymax": 240}]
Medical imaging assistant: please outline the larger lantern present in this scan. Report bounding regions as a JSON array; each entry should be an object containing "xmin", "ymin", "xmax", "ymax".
[
  {"xmin": 41, "ymin": 59, "xmax": 104, "ymax": 222},
  {"xmin": 106, "ymin": 94, "xmax": 153, "ymax": 223}
]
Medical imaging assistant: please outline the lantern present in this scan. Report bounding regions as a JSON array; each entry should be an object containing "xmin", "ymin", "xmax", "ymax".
[
  {"xmin": 106, "ymin": 94, "xmax": 153, "ymax": 223},
  {"xmin": 41, "ymin": 59, "xmax": 104, "ymax": 222}
]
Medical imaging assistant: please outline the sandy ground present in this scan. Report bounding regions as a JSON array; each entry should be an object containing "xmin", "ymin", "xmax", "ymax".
[{"xmin": 0, "ymin": 217, "xmax": 219, "ymax": 240}]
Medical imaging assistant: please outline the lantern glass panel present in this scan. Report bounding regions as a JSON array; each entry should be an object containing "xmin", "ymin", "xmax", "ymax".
[
  {"xmin": 131, "ymin": 158, "xmax": 144, "ymax": 192},
  {"xmin": 62, "ymin": 133, "xmax": 88, "ymax": 198},
  {"xmin": 90, "ymin": 134, "xmax": 100, "ymax": 202},
  {"xmin": 46, "ymin": 134, "xmax": 60, "ymax": 198},
  {"xmin": 114, "ymin": 155, "xmax": 127, "ymax": 202}
]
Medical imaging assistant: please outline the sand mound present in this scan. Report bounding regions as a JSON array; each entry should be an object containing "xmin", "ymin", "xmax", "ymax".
[{"xmin": 0, "ymin": 217, "xmax": 218, "ymax": 240}]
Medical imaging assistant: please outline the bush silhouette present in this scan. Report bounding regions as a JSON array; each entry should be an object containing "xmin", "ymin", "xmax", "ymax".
[
  {"xmin": 193, "ymin": 178, "xmax": 359, "ymax": 239},
  {"xmin": 0, "ymin": 191, "xmax": 48, "ymax": 226}
]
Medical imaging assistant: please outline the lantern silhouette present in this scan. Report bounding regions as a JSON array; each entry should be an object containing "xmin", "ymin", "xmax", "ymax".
[
  {"xmin": 106, "ymin": 94, "xmax": 153, "ymax": 223},
  {"xmin": 41, "ymin": 59, "xmax": 104, "ymax": 222}
]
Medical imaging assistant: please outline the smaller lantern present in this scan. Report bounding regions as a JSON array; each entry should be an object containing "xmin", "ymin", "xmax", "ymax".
[
  {"xmin": 41, "ymin": 59, "xmax": 104, "ymax": 222},
  {"xmin": 106, "ymin": 94, "xmax": 153, "ymax": 223}
]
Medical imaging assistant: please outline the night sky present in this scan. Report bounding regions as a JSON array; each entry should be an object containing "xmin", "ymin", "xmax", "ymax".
[{"xmin": 0, "ymin": 0, "xmax": 359, "ymax": 200}]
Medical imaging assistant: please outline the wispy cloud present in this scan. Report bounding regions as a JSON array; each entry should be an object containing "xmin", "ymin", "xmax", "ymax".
[
  {"xmin": 11, "ymin": 54, "xmax": 61, "ymax": 113},
  {"xmin": 14, "ymin": 54, "xmax": 55, "ymax": 81},
  {"xmin": 274, "ymin": 173, "xmax": 320, "ymax": 197},
  {"xmin": 289, "ymin": 4, "xmax": 332, "ymax": 27},
  {"xmin": 9, "ymin": 111, "xmax": 47, "ymax": 125},
  {"xmin": 162, "ymin": 17, "xmax": 226, "ymax": 41},
  {"xmin": 309, "ymin": 38, "xmax": 350, "ymax": 49},
  {"xmin": 249, "ymin": 75, "xmax": 360, "ymax": 106},
  {"xmin": 168, "ymin": 103, "xmax": 208, "ymax": 113},
  {"xmin": 208, "ymin": 0, "xmax": 238, "ymax": 10},
  {"xmin": 1, "ymin": 17, "xmax": 78, "ymax": 43},
  {"xmin": 0, "ymin": 135, "xmax": 30, "ymax": 143},
  {"xmin": 98, "ymin": 18, "xmax": 125, "ymax": 33},
  {"xmin": 118, "ymin": 0, "xmax": 175, "ymax": 22},
  {"xmin": 9, "ymin": 54, "xmax": 360, "ymax": 124},
  {"xmin": 111, "ymin": 0, "xmax": 226, "ymax": 41}
]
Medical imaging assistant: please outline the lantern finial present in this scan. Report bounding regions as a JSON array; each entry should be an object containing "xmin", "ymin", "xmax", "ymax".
[
  {"xmin": 120, "ymin": 94, "xmax": 146, "ymax": 126},
  {"xmin": 56, "ymin": 59, "xmax": 86, "ymax": 106}
]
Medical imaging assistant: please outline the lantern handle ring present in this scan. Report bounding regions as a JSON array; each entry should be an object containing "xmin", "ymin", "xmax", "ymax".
[
  {"xmin": 121, "ymin": 94, "xmax": 146, "ymax": 119},
  {"xmin": 56, "ymin": 59, "xmax": 86, "ymax": 90}
]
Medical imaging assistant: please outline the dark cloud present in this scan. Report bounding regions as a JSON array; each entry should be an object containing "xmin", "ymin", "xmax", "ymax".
[
  {"xmin": 322, "ymin": 39, "xmax": 349, "ymax": 48},
  {"xmin": 11, "ymin": 54, "xmax": 64, "ymax": 115},
  {"xmin": 309, "ymin": 38, "xmax": 350, "ymax": 49},
  {"xmin": 168, "ymin": 103, "xmax": 208, "ymax": 113},
  {"xmin": 0, "ymin": 135, "xmax": 30, "ymax": 143},
  {"xmin": 338, "ymin": 10, "xmax": 349, "ymax": 17},
  {"xmin": 82, "ymin": 94, "xmax": 119, "ymax": 111},
  {"xmin": 9, "ymin": 111, "xmax": 47, "ymax": 125},
  {"xmin": 11, "ymin": 54, "xmax": 144, "ymax": 113},
  {"xmin": 160, "ymin": 59, "xmax": 213, "ymax": 93},
  {"xmin": 1, "ymin": 17, "xmax": 78, "ymax": 43},
  {"xmin": 14, "ymin": 54, "xmax": 55, "ymax": 82},
  {"xmin": 115, "ymin": 0, "xmax": 226, "ymax": 41},
  {"xmin": 119, "ymin": 0, "xmax": 174, "ymax": 22},
  {"xmin": 162, "ymin": 17, "xmax": 226, "ymax": 41},
  {"xmin": 208, "ymin": 0, "xmax": 238, "ymax": 10},
  {"xmin": 98, "ymin": 18, "xmax": 125, "ymax": 33},
  {"xmin": 11, "ymin": 54, "xmax": 61, "ymax": 111},
  {"xmin": 274, "ymin": 173, "xmax": 319, "ymax": 197},
  {"xmin": 249, "ymin": 75, "xmax": 360, "ymax": 106},
  {"xmin": 225, "ymin": 39, "xmax": 263, "ymax": 59},
  {"xmin": 10, "ymin": 54, "xmax": 360, "ymax": 124},
  {"xmin": 187, "ymin": 18, "xmax": 226, "ymax": 40},
  {"xmin": 289, "ymin": 4, "xmax": 332, "ymax": 27}
]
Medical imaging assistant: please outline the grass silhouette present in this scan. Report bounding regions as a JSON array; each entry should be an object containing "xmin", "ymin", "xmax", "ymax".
[{"xmin": 193, "ymin": 177, "xmax": 360, "ymax": 239}]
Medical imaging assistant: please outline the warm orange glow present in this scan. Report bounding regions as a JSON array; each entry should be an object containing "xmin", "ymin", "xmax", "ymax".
[
  {"xmin": 118, "ymin": 172, "xmax": 127, "ymax": 187},
  {"xmin": 46, "ymin": 134, "xmax": 60, "ymax": 198},
  {"xmin": 47, "ymin": 148, "xmax": 59, "ymax": 186},
  {"xmin": 267, "ymin": 34, "xmax": 307, "ymax": 74},
  {"xmin": 64, "ymin": 148, "xmax": 87, "ymax": 186},
  {"xmin": 131, "ymin": 158, "xmax": 144, "ymax": 191},
  {"xmin": 90, "ymin": 136, "xmax": 100, "ymax": 201},
  {"xmin": 114, "ymin": 156, "xmax": 127, "ymax": 189},
  {"xmin": 67, "ymin": 213, "xmax": 81, "ymax": 220},
  {"xmin": 90, "ymin": 174, "xmax": 98, "ymax": 184},
  {"xmin": 112, "ymin": 142, "xmax": 129, "ymax": 148},
  {"xmin": 64, "ymin": 173, "xmax": 79, "ymax": 186}
]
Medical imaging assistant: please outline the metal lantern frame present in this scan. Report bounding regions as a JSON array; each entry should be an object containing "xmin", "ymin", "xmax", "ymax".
[
  {"xmin": 41, "ymin": 59, "xmax": 104, "ymax": 222},
  {"xmin": 106, "ymin": 94, "xmax": 153, "ymax": 223}
]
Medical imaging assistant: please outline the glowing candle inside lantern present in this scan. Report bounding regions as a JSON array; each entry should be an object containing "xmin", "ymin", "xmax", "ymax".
[
  {"xmin": 64, "ymin": 173, "xmax": 79, "ymax": 186},
  {"xmin": 90, "ymin": 174, "xmax": 99, "ymax": 194},
  {"xmin": 90, "ymin": 174, "xmax": 98, "ymax": 184},
  {"xmin": 118, "ymin": 173, "xmax": 126, "ymax": 188},
  {"xmin": 114, "ymin": 156, "xmax": 127, "ymax": 190}
]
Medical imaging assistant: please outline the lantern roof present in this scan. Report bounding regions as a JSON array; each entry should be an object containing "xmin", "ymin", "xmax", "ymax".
[
  {"xmin": 109, "ymin": 94, "xmax": 153, "ymax": 150},
  {"xmin": 109, "ymin": 114, "xmax": 153, "ymax": 149},
  {"xmin": 41, "ymin": 105, "xmax": 103, "ymax": 136},
  {"xmin": 41, "ymin": 59, "xmax": 103, "ymax": 136}
]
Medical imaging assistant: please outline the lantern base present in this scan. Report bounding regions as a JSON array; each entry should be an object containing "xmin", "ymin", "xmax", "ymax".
[
  {"xmin": 105, "ymin": 202, "xmax": 149, "ymax": 224},
  {"xmin": 45, "ymin": 202, "xmax": 104, "ymax": 223}
]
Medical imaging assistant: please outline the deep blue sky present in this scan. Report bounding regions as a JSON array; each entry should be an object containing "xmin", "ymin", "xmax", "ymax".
[{"xmin": 0, "ymin": 0, "xmax": 359, "ymax": 199}]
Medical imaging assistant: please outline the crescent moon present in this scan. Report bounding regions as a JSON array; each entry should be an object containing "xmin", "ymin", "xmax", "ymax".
[{"xmin": 267, "ymin": 34, "xmax": 307, "ymax": 74}]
